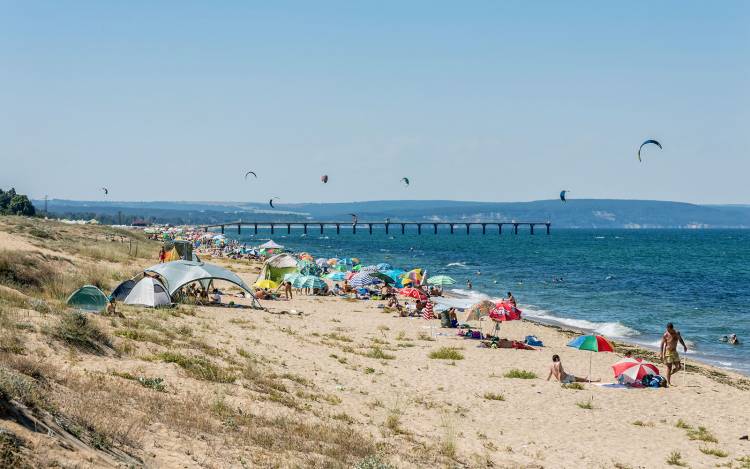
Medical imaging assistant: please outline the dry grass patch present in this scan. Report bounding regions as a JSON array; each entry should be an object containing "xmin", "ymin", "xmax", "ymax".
[
  {"xmin": 699, "ymin": 446, "xmax": 728, "ymax": 457},
  {"xmin": 153, "ymin": 351, "xmax": 235, "ymax": 383},
  {"xmin": 429, "ymin": 347, "xmax": 464, "ymax": 360},
  {"xmin": 50, "ymin": 311, "xmax": 112, "ymax": 354},
  {"xmin": 504, "ymin": 369, "xmax": 536, "ymax": 379}
]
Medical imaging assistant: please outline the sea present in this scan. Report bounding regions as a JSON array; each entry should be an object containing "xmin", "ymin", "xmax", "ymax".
[{"xmin": 222, "ymin": 228, "xmax": 750, "ymax": 375}]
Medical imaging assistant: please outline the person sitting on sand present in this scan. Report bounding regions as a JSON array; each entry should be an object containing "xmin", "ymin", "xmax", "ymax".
[
  {"xmin": 380, "ymin": 284, "xmax": 393, "ymax": 299},
  {"xmin": 547, "ymin": 354, "xmax": 599, "ymax": 383},
  {"xmin": 342, "ymin": 280, "xmax": 354, "ymax": 294},
  {"xmin": 106, "ymin": 297, "xmax": 123, "ymax": 317},
  {"xmin": 210, "ymin": 288, "xmax": 221, "ymax": 304},
  {"xmin": 660, "ymin": 322, "xmax": 688, "ymax": 386}
]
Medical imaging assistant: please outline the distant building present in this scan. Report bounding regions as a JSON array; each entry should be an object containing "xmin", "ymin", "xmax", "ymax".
[{"xmin": 131, "ymin": 218, "xmax": 150, "ymax": 227}]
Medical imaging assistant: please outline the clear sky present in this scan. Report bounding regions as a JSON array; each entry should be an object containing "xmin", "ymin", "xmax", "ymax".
[{"xmin": 1, "ymin": 1, "xmax": 748, "ymax": 204}]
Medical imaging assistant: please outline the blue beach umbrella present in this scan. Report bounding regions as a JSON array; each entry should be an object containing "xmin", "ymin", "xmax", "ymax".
[
  {"xmin": 349, "ymin": 273, "xmax": 382, "ymax": 288},
  {"xmin": 297, "ymin": 275, "xmax": 327, "ymax": 289},
  {"xmin": 377, "ymin": 263, "xmax": 393, "ymax": 271},
  {"xmin": 326, "ymin": 272, "xmax": 346, "ymax": 281}
]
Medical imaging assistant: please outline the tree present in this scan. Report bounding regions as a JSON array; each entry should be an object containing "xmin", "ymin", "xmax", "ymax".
[
  {"xmin": 0, "ymin": 187, "xmax": 16, "ymax": 212},
  {"xmin": 7, "ymin": 194, "xmax": 36, "ymax": 216}
]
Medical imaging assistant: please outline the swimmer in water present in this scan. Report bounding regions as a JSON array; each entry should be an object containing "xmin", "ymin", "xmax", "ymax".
[{"xmin": 466, "ymin": 279, "xmax": 473, "ymax": 290}]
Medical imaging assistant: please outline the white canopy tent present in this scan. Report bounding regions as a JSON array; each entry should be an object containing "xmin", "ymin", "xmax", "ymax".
[{"xmin": 124, "ymin": 277, "xmax": 171, "ymax": 307}]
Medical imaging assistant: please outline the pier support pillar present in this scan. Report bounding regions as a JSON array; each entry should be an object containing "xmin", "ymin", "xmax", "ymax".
[
  {"xmin": 417, "ymin": 224, "xmax": 422, "ymax": 235},
  {"xmin": 336, "ymin": 224, "xmax": 340, "ymax": 235},
  {"xmin": 221, "ymin": 225, "xmax": 224, "ymax": 234},
  {"xmin": 254, "ymin": 224, "xmax": 258, "ymax": 234},
  {"xmin": 513, "ymin": 223, "xmax": 518, "ymax": 235},
  {"xmin": 270, "ymin": 224, "xmax": 275, "ymax": 234},
  {"xmin": 385, "ymin": 223, "xmax": 389, "ymax": 234},
  {"xmin": 466, "ymin": 224, "xmax": 470, "ymax": 235},
  {"xmin": 353, "ymin": 224, "xmax": 357, "ymax": 234},
  {"xmin": 401, "ymin": 224, "xmax": 405, "ymax": 235},
  {"xmin": 530, "ymin": 224, "xmax": 535, "ymax": 235},
  {"xmin": 498, "ymin": 224, "xmax": 502, "ymax": 235},
  {"xmin": 237, "ymin": 224, "xmax": 241, "ymax": 234},
  {"xmin": 303, "ymin": 224, "xmax": 308, "ymax": 234},
  {"xmin": 287, "ymin": 224, "xmax": 291, "ymax": 234},
  {"xmin": 368, "ymin": 224, "xmax": 372, "ymax": 235},
  {"xmin": 450, "ymin": 224, "xmax": 454, "ymax": 234},
  {"xmin": 482, "ymin": 224, "xmax": 486, "ymax": 235},
  {"xmin": 320, "ymin": 224, "xmax": 324, "ymax": 234},
  {"xmin": 434, "ymin": 224, "xmax": 438, "ymax": 234},
  {"xmin": 546, "ymin": 223, "xmax": 551, "ymax": 235}
]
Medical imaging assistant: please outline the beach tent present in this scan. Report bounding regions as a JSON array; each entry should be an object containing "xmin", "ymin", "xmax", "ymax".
[
  {"xmin": 163, "ymin": 240, "xmax": 198, "ymax": 261},
  {"xmin": 164, "ymin": 247, "xmax": 181, "ymax": 262},
  {"xmin": 66, "ymin": 285, "xmax": 108, "ymax": 312},
  {"xmin": 144, "ymin": 260, "xmax": 260, "ymax": 307},
  {"xmin": 259, "ymin": 240, "xmax": 284, "ymax": 250},
  {"xmin": 124, "ymin": 277, "xmax": 171, "ymax": 307},
  {"xmin": 110, "ymin": 278, "xmax": 137, "ymax": 301},
  {"xmin": 258, "ymin": 253, "xmax": 298, "ymax": 283}
]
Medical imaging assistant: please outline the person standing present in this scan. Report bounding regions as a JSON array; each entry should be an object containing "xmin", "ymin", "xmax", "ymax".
[
  {"xmin": 466, "ymin": 279, "xmax": 473, "ymax": 290},
  {"xmin": 660, "ymin": 322, "xmax": 688, "ymax": 386},
  {"xmin": 158, "ymin": 246, "xmax": 166, "ymax": 263}
]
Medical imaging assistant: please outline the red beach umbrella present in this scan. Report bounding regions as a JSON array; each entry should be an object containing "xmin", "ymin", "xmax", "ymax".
[{"xmin": 611, "ymin": 357, "xmax": 660, "ymax": 383}]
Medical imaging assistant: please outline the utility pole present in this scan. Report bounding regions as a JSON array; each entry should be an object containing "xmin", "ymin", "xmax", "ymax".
[{"xmin": 44, "ymin": 195, "xmax": 48, "ymax": 216}]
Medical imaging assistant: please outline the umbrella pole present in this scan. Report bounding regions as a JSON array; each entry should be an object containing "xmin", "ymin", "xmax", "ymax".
[{"xmin": 589, "ymin": 353, "xmax": 592, "ymax": 384}]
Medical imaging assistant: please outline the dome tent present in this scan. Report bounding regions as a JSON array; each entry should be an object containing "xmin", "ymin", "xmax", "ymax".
[
  {"xmin": 124, "ymin": 277, "xmax": 171, "ymax": 307},
  {"xmin": 258, "ymin": 253, "xmax": 298, "ymax": 284},
  {"xmin": 110, "ymin": 278, "xmax": 137, "ymax": 301},
  {"xmin": 66, "ymin": 285, "xmax": 108, "ymax": 312}
]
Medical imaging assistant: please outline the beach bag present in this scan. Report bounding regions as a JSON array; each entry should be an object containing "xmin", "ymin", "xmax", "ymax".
[
  {"xmin": 440, "ymin": 310, "xmax": 451, "ymax": 327},
  {"xmin": 471, "ymin": 330, "xmax": 482, "ymax": 339},
  {"xmin": 524, "ymin": 335, "xmax": 543, "ymax": 347}
]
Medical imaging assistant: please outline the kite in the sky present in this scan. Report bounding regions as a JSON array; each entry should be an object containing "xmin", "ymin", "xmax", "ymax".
[
  {"xmin": 269, "ymin": 197, "xmax": 279, "ymax": 208},
  {"xmin": 560, "ymin": 190, "xmax": 569, "ymax": 202},
  {"xmin": 245, "ymin": 171, "xmax": 257, "ymax": 180},
  {"xmin": 321, "ymin": 175, "xmax": 328, "ymax": 183},
  {"xmin": 401, "ymin": 177, "xmax": 410, "ymax": 186},
  {"xmin": 101, "ymin": 187, "xmax": 108, "ymax": 196},
  {"xmin": 637, "ymin": 139, "xmax": 662, "ymax": 162}
]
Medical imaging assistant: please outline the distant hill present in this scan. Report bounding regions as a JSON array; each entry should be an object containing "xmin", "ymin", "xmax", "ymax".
[{"xmin": 34, "ymin": 198, "xmax": 750, "ymax": 228}]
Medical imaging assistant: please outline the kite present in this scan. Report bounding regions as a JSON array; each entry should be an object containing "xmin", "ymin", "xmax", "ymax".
[
  {"xmin": 560, "ymin": 190, "xmax": 569, "ymax": 202},
  {"xmin": 269, "ymin": 197, "xmax": 279, "ymax": 208},
  {"xmin": 401, "ymin": 177, "xmax": 410, "ymax": 186},
  {"xmin": 321, "ymin": 175, "xmax": 328, "ymax": 183},
  {"xmin": 637, "ymin": 139, "xmax": 662, "ymax": 162},
  {"xmin": 101, "ymin": 187, "xmax": 108, "ymax": 196},
  {"xmin": 245, "ymin": 171, "xmax": 257, "ymax": 180}
]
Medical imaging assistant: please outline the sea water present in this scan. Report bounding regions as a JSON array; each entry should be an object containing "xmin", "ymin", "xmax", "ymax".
[{"xmin": 225, "ymin": 228, "xmax": 750, "ymax": 374}]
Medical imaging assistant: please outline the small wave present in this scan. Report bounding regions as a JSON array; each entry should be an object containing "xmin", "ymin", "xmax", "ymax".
[
  {"xmin": 595, "ymin": 236, "xmax": 605, "ymax": 239},
  {"xmin": 522, "ymin": 307, "xmax": 640, "ymax": 338},
  {"xmin": 447, "ymin": 262, "xmax": 467, "ymax": 268}
]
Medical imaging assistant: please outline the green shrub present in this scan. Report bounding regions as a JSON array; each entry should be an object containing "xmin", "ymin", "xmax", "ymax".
[
  {"xmin": 503, "ymin": 369, "xmax": 536, "ymax": 379},
  {"xmin": 155, "ymin": 352, "xmax": 235, "ymax": 383},
  {"xmin": 428, "ymin": 347, "xmax": 464, "ymax": 360},
  {"xmin": 52, "ymin": 311, "xmax": 111, "ymax": 353}
]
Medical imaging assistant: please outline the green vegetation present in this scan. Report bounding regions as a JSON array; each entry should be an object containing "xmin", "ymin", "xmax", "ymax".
[
  {"xmin": 354, "ymin": 455, "xmax": 395, "ymax": 469},
  {"xmin": 699, "ymin": 446, "xmax": 727, "ymax": 457},
  {"xmin": 632, "ymin": 420, "xmax": 653, "ymax": 427},
  {"xmin": 51, "ymin": 311, "xmax": 112, "ymax": 353},
  {"xmin": 111, "ymin": 371, "xmax": 166, "ymax": 392},
  {"xmin": 576, "ymin": 399, "xmax": 594, "ymax": 410},
  {"xmin": 666, "ymin": 450, "xmax": 686, "ymax": 466},
  {"xmin": 687, "ymin": 426, "xmax": 718, "ymax": 443},
  {"xmin": 0, "ymin": 188, "xmax": 35, "ymax": 216},
  {"xmin": 562, "ymin": 382, "xmax": 584, "ymax": 390},
  {"xmin": 367, "ymin": 347, "xmax": 395, "ymax": 360},
  {"xmin": 154, "ymin": 352, "xmax": 236, "ymax": 383},
  {"xmin": 675, "ymin": 419, "xmax": 692, "ymax": 429},
  {"xmin": 503, "ymin": 369, "xmax": 536, "ymax": 379},
  {"xmin": 428, "ymin": 347, "xmax": 464, "ymax": 360},
  {"xmin": 483, "ymin": 392, "xmax": 505, "ymax": 401}
]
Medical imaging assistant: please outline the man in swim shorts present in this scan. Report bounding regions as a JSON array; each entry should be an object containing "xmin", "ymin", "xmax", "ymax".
[{"xmin": 660, "ymin": 322, "xmax": 688, "ymax": 386}]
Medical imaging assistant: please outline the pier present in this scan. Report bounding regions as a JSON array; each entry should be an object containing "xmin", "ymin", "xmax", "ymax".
[{"xmin": 200, "ymin": 221, "xmax": 551, "ymax": 236}]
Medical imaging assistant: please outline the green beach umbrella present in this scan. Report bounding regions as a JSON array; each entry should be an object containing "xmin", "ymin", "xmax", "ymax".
[{"xmin": 426, "ymin": 275, "xmax": 456, "ymax": 286}]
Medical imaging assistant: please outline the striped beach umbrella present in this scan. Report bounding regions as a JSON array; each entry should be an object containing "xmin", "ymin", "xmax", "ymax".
[
  {"xmin": 611, "ymin": 357, "xmax": 660, "ymax": 383},
  {"xmin": 377, "ymin": 263, "xmax": 393, "ymax": 271},
  {"xmin": 349, "ymin": 272, "xmax": 382, "ymax": 288},
  {"xmin": 360, "ymin": 265, "xmax": 380, "ymax": 272},
  {"xmin": 315, "ymin": 258, "xmax": 328, "ymax": 267},
  {"xmin": 283, "ymin": 273, "xmax": 302, "ymax": 284},
  {"xmin": 426, "ymin": 275, "xmax": 456, "ymax": 286},
  {"xmin": 297, "ymin": 275, "xmax": 326, "ymax": 289},
  {"xmin": 464, "ymin": 300, "xmax": 495, "ymax": 322}
]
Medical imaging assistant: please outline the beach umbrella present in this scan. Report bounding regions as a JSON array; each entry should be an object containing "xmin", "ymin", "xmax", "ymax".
[
  {"xmin": 611, "ymin": 357, "xmax": 660, "ymax": 384},
  {"xmin": 426, "ymin": 275, "xmax": 456, "ymax": 286},
  {"xmin": 402, "ymin": 269, "xmax": 423, "ymax": 285},
  {"xmin": 377, "ymin": 263, "xmax": 393, "ymax": 271},
  {"xmin": 568, "ymin": 334, "xmax": 615, "ymax": 382},
  {"xmin": 352, "ymin": 265, "xmax": 362, "ymax": 272},
  {"xmin": 370, "ymin": 272, "xmax": 395, "ymax": 284},
  {"xmin": 360, "ymin": 265, "xmax": 380, "ymax": 272},
  {"xmin": 489, "ymin": 301, "xmax": 522, "ymax": 321},
  {"xmin": 255, "ymin": 279, "xmax": 278, "ymax": 289},
  {"xmin": 298, "ymin": 275, "xmax": 326, "ymax": 289},
  {"xmin": 315, "ymin": 258, "xmax": 328, "ymax": 267},
  {"xmin": 345, "ymin": 271, "xmax": 357, "ymax": 281},
  {"xmin": 326, "ymin": 272, "xmax": 346, "ymax": 281},
  {"xmin": 351, "ymin": 257, "xmax": 360, "ymax": 265},
  {"xmin": 338, "ymin": 258, "xmax": 355, "ymax": 267},
  {"xmin": 399, "ymin": 287, "xmax": 427, "ymax": 301},
  {"xmin": 299, "ymin": 253, "xmax": 314, "ymax": 262},
  {"xmin": 349, "ymin": 272, "xmax": 382, "ymax": 288},
  {"xmin": 327, "ymin": 258, "xmax": 339, "ymax": 266},
  {"xmin": 464, "ymin": 300, "xmax": 496, "ymax": 322},
  {"xmin": 283, "ymin": 273, "xmax": 303, "ymax": 284}
]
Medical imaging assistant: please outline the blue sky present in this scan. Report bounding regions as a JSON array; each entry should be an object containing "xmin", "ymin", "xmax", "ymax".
[{"xmin": 1, "ymin": 1, "xmax": 748, "ymax": 204}]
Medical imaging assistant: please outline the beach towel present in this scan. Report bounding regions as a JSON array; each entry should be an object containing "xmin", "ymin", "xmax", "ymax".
[{"xmin": 525, "ymin": 335, "xmax": 543, "ymax": 347}]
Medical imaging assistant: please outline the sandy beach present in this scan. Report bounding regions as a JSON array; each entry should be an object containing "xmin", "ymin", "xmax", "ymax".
[{"xmin": 2, "ymin": 217, "xmax": 750, "ymax": 468}]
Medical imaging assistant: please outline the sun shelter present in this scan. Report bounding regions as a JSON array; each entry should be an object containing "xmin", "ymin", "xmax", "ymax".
[
  {"xmin": 66, "ymin": 285, "xmax": 109, "ymax": 312},
  {"xmin": 259, "ymin": 240, "xmax": 284, "ymax": 250},
  {"xmin": 258, "ymin": 253, "xmax": 298, "ymax": 283},
  {"xmin": 124, "ymin": 277, "xmax": 171, "ymax": 307},
  {"xmin": 144, "ymin": 260, "xmax": 260, "ymax": 307},
  {"xmin": 110, "ymin": 278, "xmax": 137, "ymax": 301}
]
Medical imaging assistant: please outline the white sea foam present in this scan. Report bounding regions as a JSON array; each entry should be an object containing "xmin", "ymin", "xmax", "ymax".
[
  {"xmin": 447, "ymin": 262, "xmax": 468, "ymax": 268},
  {"xmin": 521, "ymin": 306, "xmax": 640, "ymax": 338}
]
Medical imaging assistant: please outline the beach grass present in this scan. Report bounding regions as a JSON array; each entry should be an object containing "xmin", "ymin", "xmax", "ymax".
[
  {"xmin": 483, "ymin": 392, "xmax": 505, "ymax": 401},
  {"xmin": 429, "ymin": 347, "xmax": 464, "ymax": 360},
  {"xmin": 576, "ymin": 399, "xmax": 594, "ymax": 410},
  {"xmin": 503, "ymin": 369, "xmax": 536, "ymax": 379},
  {"xmin": 686, "ymin": 426, "xmax": 718, "ymax": 443},
  {"xmin": 666, "ymin": 450, "xmax": 686, "ymax": 466},
  {"xmin": 562, "ymin": 382, "xmax": 584, "ymax": 390},
  {"xmin": 699, "ymin": 446, "xmax": 727, "ymax": 457}
]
